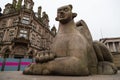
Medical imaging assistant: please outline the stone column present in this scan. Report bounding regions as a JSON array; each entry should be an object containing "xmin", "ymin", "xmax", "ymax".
[
  {"xmin": 113, "ymin": 42, "xmax": 116, "ymax": 52},
  {"xmin": 3, "ymin": 30, "xmax": 8, "ymax": 41},
  {"xmin": 106, "ymin": 43, "xmax": 110, "ymax": 49},
  {"xmin": 118, "ymin": 42, "xmax": 120, "ymax": 52}
]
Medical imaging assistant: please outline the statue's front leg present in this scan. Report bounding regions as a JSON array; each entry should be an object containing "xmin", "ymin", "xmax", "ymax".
[
  {"xmin": 23, "ymin": 62, "xmax": 51, "ymax": 75},
  {"xmin": 23, "ymin": 51, "xmax": 55, "ymax": 75},
  {"xmin": 35, "ymin": 51, "xmax": 55, "ymax": 63},
  {"xmin": 23, "ymin": 63, "xmax": 43, "ymax": 75}
]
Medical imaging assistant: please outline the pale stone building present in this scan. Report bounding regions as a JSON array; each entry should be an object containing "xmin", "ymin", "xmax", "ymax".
[
  {"xmin": 0, "ymin": 0, "xmax": 56, "ymax": 58},
  {"xmin": 100, "ymin": 37, "xmax": 120, "ymax": 69}
]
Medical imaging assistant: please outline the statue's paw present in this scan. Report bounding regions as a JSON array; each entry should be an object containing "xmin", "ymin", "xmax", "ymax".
[
  {"xmin": 23, "ymin": 63, "xmax": 35, "ymax": 75},
  {"xmin": 35, "ymin": 52, "xmax": 55, "ymax": 63},
  {"xmin": 98, "ymin": 61, "xmax": 118, "ymax": 75},
  {"xmin": 23, "ymin": 63, "xmax": 45, "ymax": 75}
]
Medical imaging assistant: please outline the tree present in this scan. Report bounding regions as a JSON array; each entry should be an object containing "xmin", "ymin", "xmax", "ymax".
[{"xmin": 16, "ymin": 0, "xmax": 23, "ymax": 11}]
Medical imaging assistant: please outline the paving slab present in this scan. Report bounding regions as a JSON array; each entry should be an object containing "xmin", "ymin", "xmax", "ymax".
[{"xmin": 0, "ymin": 71, "xmax": 120, "ymax": 80}]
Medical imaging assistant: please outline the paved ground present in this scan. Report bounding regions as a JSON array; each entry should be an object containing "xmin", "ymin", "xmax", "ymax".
[{"xmin": 0, "ymin": 71, "xmax": 120, "ymax": 80}]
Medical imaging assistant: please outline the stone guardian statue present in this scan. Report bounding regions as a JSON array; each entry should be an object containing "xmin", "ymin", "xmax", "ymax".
[{"xmin": 23, "ymin": 4, "xmax": 117, "ymax": 76}]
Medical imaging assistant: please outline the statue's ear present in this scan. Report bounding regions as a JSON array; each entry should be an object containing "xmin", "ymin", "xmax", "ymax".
[
  {"xmin": 72, "ymin": 13, "xmax": 77, "ymax": 19},
  {"xmin": 68, "ymin": 4, "xmax": 73, "ymax": 10}
]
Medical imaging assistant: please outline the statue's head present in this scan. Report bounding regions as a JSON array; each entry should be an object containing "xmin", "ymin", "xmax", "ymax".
[{"xmin": 55, "ymin": 4, "xmax": 77, "ymax": 24}]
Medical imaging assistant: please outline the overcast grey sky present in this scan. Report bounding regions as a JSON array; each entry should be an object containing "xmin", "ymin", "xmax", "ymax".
[{"xmin": 0, "ymin": 0, "xmax": 120, "ymax": 40}]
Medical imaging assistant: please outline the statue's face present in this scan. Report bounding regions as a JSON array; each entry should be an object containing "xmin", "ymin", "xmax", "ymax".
[{"xmin": 56, "ymin": 5, "xmax": 72, "ymax": 24}]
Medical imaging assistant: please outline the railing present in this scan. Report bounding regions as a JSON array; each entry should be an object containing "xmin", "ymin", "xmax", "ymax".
[{"xmin": 0, "ymin": 58, "xmax": 35, "ymax": 71}]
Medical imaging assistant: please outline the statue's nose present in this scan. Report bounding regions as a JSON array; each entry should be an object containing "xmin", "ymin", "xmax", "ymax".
[{"xmin": 59, "ymin": 11, "xmax": 64, "ymax": 15}]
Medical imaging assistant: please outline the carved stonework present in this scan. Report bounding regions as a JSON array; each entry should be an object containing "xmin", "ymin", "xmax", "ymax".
[
  {"xmin": 42, "ymin": 12, "xmax": 48, "ymax": 20},
  {"xmin": 42, "ymin": 12, "xmax": 49, "ymax": 27},
  {"xmin": 3, "ymin": 3, "xmax": 12, "ymax": 14},
  {"xmin": 3, "ymin": 2, "xmax": 17, "ymax": 14},
  {"xmin": 13, "ymin": 45, "xmax": 27, "ymax": 55},
  {"xmin": 24, "ymin": 0, "xmax": 34, "ymax": 10},
  {"xmin": 51, "ymin": 26, "xmax": 56, "ymax": 36},
  {"xmin": 12, "ymin": 0, "xmax": 17, "ymax": 8}
]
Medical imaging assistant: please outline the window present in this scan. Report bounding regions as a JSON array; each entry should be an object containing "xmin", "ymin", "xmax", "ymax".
[
  {"xmin": 32, "ymin": 23, "xmax": 36, "ymax": 30},
  {"xmin": 32, "ymin": 34, "xmax": 35, "ymax": 38},
  {"xmin": 19, "ymin": 34, "xmax": 27, "ymax": 38},
  {"xmin": 1, "ymin": 20, "xmax": 7, "ymax": 28},
  {"xmin": 9, "ymin": 30, "xmax": 14, "ymax": 36},
  {"xmin": 0, "ymin": 32, "xmax": 4, "ymax": 41},
  {"xmin": 21, "ymin": 17, "xmax": 30, "ymax": 24},
  {"xmin": 9, "ymin": 30, "xmax": 15, "ymax": 41},
  {"xmin": 38, "ymin": 28, "xmax": 41, "ymax": 33},
  {"xmin": 19, "ymin": 30, "xmax": 28, "ymax": 38},
  {"xmin": 20, "ymin": 30, "xmax": 27, "ymax": 33},
  {"xmin": 0, "ymin": 32, "xmax": 3, "ymax": 37},
  {"xmin": 37, "ymin": 36, "xmax": 41, "ymax": 47},
  {"xmin": 115, "ymin": 42, "xmax": 120, "ymax": 52},
  {"xmin": 10, "ymin": 37, "xmax": 14, "ymax": 41},
  {"xmin": 31, "ymin": 34, "xmax": 35, "ymax": 45},
  {"xmin": 13, "ymin": 17, "xmax": 19, "ymax": 26},
  {"xmin": 4, "ymin": 49, "xmax": 10, "ymax": 58}
]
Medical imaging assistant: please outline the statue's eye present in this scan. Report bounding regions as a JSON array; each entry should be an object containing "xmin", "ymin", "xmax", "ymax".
[
  {"xmin": 64, "ymin": 8, "xmax": 68, "ymax": 12},
  {"xmin": 58, "ymin": 9, "xmax": 62, "ymax": 12},
  {"xmin": 57, "ymin": 10, "xmax": 61, "ymax": 14}
]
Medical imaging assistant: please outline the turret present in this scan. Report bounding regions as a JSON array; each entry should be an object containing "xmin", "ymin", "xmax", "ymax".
[
  {"xmin": 3, "ymin": 3, "xmax": 13, "ymax": 14},
  {"xmin": 24, "ymin": 0, "xmax": 34, "ymax": 10},
  {"xmin": 42, "ymin": 11, "xmax": 49, "ymax": 28},
  {"xmin": 12, "ymin": 0, "xmax": 17, "ymax": 9},
  {"xmin": 38, "ymin": 6, "xmax": 42, "ymax": 18},
  {"xmin": 51, "ymin": 25, "xmax": 57, "ymax": 36}
]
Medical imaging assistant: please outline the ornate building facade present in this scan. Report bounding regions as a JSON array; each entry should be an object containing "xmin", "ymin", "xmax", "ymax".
[
  {"xmin": 0, "ymin": 0, "xmax": 56, "ymax": 59},
  {"xmin": 100, "ymin": 37, "xmax": 120, "ymax": 69}
]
